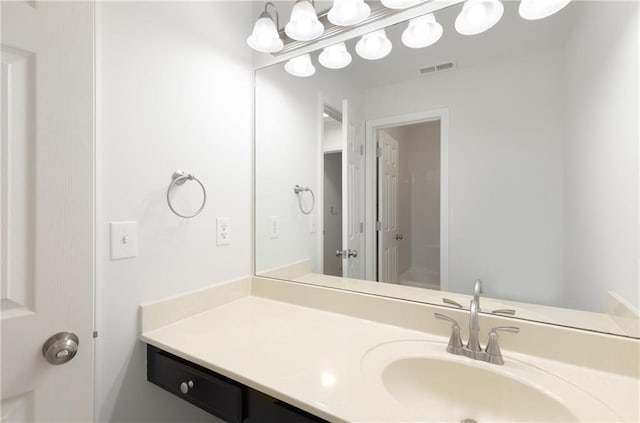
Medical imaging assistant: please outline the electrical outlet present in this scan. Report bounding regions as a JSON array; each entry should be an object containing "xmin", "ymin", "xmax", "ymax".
[
  {"xmin": 269, "ymin": 216, "xmax": 279, "ymax": 239},
  {"xmin": 216, "ymin": 217, "xmax": 232, "ymax": 246},
  {"xmin": 110, "ymin": 221, "xmax": 138, "ymax": 260},
  {"xmin": 309, "ymin": 214, "xmax": 317, "ymax": 233}
]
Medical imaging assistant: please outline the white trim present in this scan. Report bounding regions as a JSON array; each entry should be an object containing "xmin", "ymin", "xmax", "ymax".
[
  {"xmin": 365, "ymin": 109, "xmax": 450, "ymax": 291},
  {"xmin": 316, "ymin": 93, "xmax": 325, "ymax": 274}
]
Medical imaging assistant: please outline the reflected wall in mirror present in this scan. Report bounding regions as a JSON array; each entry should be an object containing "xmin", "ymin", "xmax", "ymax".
[{"xmin": 255, "ymin": 0, "xmax": 639, "ymax": 337}]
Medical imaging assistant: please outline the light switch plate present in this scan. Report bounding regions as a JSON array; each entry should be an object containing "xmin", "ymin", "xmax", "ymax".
[
  {"xmin": 269, "ymin": 216, "xmax": 279, "ymax": 239},
  {"xmin": 110, "ymin": 221, "xmax": 138, "ymax": 260},
  {"xmin": 217, "ymin": 217, "xmax": 232, "ymax": 246}
]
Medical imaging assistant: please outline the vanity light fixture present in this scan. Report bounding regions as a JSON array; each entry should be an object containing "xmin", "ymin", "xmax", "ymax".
[
  {"xmin": 519, "ymin": 0, "xmax": 571, "ymax": 20},
  {"xmin": 285, "ymin": 54, "xmax": 316, "ymax": 77},
  {"xmin": 247, "ymin": 2, "xmax": 283, "ymax": 53},
  {"xmin": 319, "ymin": 42, "xmax": 352, "ymax": 69},
  {"xmin": 328, "ymin": 0, "xmax": 371, "ymax": 26},
  {"xmin": 401, "ymin": 13, "xmax": 443, "ymax": 48},
  {"xmin": 285, "ymin": 0, "xmax": 324, "ymax": 41},
  {"xmin": 356, "ymin": 29, "xmax": 393, "ymax": 60},
  {"xmin": 455, "ymin": 0, "xmax": 504, "ymax": 35},
  {"xmin": 381, "ymin": 0, "xmax": 423, "ymax": 10}
]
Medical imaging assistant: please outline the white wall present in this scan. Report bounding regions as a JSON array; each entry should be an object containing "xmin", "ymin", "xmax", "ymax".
[
  {"xmin": 96, "ymin": 2, "xmax": 253, "ymax": 421},
  {"xmin": 564, "ymin": 1, "xmax": 639, "ymax": 312},
  {"xmin": 255, "ymin": 65, "xmax": 362, "ymax": 274},
  {"xmin": 364, "ymin": 48, "xmax": 566, "ymax": 305}
]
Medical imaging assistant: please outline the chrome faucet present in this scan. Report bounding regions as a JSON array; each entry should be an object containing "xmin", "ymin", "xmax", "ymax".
[
  {"xmin": 434, "ymin": 279, "xmax": 520, "ymax": 365},
  {"xmin": 466, "ymin": 280, "xmax": 483, "ymax": 355},
  {"xmin": 467, "ymin": 298, "xmax": 482, "ymax": 356}
]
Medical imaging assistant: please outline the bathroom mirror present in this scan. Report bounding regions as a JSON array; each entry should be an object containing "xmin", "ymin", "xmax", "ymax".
[{"xmin": 255, "ymin": 0, "xmax": 639, "ymax": 338}]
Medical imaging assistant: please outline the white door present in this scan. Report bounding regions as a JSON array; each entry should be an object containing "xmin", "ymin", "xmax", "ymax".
[
  {"xmin": 341, "ymin": 99, "xmax": 365, "ymax": 279},
  {"xmin": 378, "ymin": 131, "xmax": 400, "ymax": 283},
  {"xmin": 1, "ymin": 2, "xmax": 94, "ymax": 421}
]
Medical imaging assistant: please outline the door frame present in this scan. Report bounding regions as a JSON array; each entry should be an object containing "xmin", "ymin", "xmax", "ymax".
[{"xmin": 364, "ymin": 109, "xmax": 450, "ymax": 291}]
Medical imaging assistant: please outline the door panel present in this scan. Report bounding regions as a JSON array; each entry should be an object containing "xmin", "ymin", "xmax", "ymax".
[
  {"xmin": 341, "ymin": 99, "xmax": 364, "ymax": 279},
  {"xmin": 1, "ymin": 1, "xmax": 94, "ymax": 421},
  {"xmin": 378, "ymin": 131, "xmax": 400, "ymax": 283}
]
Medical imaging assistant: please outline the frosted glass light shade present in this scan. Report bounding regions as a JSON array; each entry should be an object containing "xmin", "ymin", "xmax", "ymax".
[
  {"xmin": 328, "ymin": 0, "xmax": 371, "ymax": 26},
  {"xmin": 285, "ymin": 54, "xmax": 316, "ymax": 77},
  {"xmin": 381, "ymin": 0, "xmax": 422, "ymax": 9},
  {"xmin": 402, "ymin": 14, "xmax": 443, "ymax": 48},
  {"xmin": 285, "ymin": 0, "xmax": 324, "ymax": 41},
  {"xmin": 455, "ymin": 0, "xmax": 504, "ymax": 35},
  {"xmin": 355, "ymin": 29, "xmax": 392, "ymax": 60},
  {"xmin": 247, "ymin": 13, "xmax": 284, "ymax": 53},
  {"xmin": 319, "ymin": 43, "xmax": 352, "ymax": 69},
  {"xmin": 519, "ymin": 0, "xmax": 571, "ymax": 20}
]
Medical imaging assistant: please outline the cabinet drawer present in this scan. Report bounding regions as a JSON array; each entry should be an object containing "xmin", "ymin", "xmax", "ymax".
[{"xmin": 147, "ymin": 345, "xmax": 243, "ymax": 423}]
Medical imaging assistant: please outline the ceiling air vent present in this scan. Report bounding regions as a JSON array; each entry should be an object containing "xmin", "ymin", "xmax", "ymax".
[{"xmin": 419, "ymin": 61, "xmax": 456, "ymax": 76}]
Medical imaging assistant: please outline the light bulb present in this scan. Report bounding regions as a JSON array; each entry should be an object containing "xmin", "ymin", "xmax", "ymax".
[
  {"xmin": 328, "ymin": 0, "xmax": 371, "ymax": 26},
  {"xmin": 285, "ymin": 0, "xmax": 324, "ymax": 41},
  {"xmin": 365, "ymin": 35, "xmax": 382, "ymax": 52},
  {"xmin": 402, "ymin": 14, "xmax": 443, "ymax": 49},
  {"xmin": 285, "ymin": 54, "xmax": 316, "ymax": 77},
  {"xmin": 455, "ymin": 0, "xmax": 504, "ymax": 36},
  {"xmin": 355, "ymin": 29, "xmax": 392, "ymax": 60},
  {"xmin": 519, "ymin": 0, "xmax": 571, "ymax": 20},
  {"xmin": 412, "ymin": 24, "xmax": 430, "ymax": 39},
  {"xmin": 341, "ymin": 2, "xmax": 357, "ymax": 20},
  {"xmin": 466, "ymin": 2, "xmax": 487, "ymax": 24},
  {"xmin": 247, "ymin": 13, "xmax": 283, "ymax": 53},
  {"xmin": 319, "ymin": 43, "xmax": 352, "ymax": 69}
]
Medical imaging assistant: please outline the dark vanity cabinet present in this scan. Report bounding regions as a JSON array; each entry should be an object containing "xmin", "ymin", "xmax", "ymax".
[{"xmin": 146, "ymin": 345, "xmax": 328, "ymax": 423}]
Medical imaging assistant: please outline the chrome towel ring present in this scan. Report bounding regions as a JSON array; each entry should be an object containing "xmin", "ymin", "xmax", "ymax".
[
  {"xmin": 167, "ymin": 171, "xmax": 207, "ymax": 218},
  {"xmin": 294, "ymin": 184, "xmax": 315, "ymax": 215}
]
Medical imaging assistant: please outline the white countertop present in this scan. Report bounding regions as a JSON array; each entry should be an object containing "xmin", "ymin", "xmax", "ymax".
[{"xmin": 140, "ymin": 278, "xmax": 640, "ymax": 422}]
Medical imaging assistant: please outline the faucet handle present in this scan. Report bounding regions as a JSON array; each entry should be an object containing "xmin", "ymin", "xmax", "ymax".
[
  {"xmin": 485, "ymin": 326, "xmax": 520, "ymax": 365},
  {"xmin": 434, "ymin": 313, "xmax": 464, "ymax": 354},
  {"xmin": 442, "ymin": 298, "xmax": 463, "ymax": 309}
]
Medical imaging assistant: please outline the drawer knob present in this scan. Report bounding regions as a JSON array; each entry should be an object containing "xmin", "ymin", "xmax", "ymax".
[{"xmin": 180, "ymin": 380, "xmax": 194, "ymax": 394}]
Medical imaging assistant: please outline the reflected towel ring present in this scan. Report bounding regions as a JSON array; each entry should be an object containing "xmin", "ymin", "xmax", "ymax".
[
  {"xmin": 167, "ymin": 171, "xmax": 207, "ymax": 218},
  {"xmin": 294, "ymin": 184, "xmax": 315, "ymax": 215}
]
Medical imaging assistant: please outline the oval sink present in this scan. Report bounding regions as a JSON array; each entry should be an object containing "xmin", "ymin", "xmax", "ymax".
[
  {"xmin": 383, "ymin": 357, "xmax": 577, "ymax": 422},
  {"xmin": 361, "ymin": 340, "xmax": 620, "ymax": 422}
]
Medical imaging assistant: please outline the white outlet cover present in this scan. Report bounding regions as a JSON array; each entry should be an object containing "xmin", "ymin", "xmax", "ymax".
[
  {"xmin": 110, "ymin": 221, "xmax": 138, "ymax": 260},
  {"xmin": 217, "ymin": 217, "xmax": 232, "ymax": 246},
  {"xmin": 269, "ymin": 216, "xmax": 279, "ymax": 239},
  {"xmin": 309, "ymin": 214, "xmax": 317, "ymax": 233}
]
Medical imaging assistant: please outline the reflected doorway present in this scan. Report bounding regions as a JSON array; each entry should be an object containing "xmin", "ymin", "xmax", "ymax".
[{"xmin": 377, "ymin": 120, "xmax": 442, "ymax": 290}]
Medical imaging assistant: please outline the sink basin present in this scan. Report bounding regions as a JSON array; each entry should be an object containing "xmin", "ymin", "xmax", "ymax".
[
  {"xmin": 384, "ymin": 357, "xmax": 577, "ymax": 422},
  {"xmin": 361, "ymin": 340, "xmax": 620, "ymax": 422}
]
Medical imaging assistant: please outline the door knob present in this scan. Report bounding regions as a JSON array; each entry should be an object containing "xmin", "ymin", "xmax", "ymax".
[
  {"xmin": 42, "ymin": 332, "xmax": 79, "ymax": 365},
  {"xmin": 337, "ymin": 249, "xmax": 358, "ymax": 258}
]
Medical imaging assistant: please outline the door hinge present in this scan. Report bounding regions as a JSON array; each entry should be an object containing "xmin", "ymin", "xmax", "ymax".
[
  {"xmin": 359, "ymin": 144, "xmax": 364, "ymax": 155},
  {"xmin": 93, "ymin": 331, "xmax": 98, "ymax": 338},
  {"xmin": 359, "ymin": 222, "xmax": 364, "ymax": 233},
  {"xmin": 376, "ymin": 221, "xmax": 382, "ymax": 231},
  {"xmin": 376, "ymin": 146, "xmax": 382, "ymax": 158}
]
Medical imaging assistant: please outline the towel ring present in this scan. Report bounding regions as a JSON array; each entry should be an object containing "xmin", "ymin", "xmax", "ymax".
[
  {"xmin": 293, "ymin": 184, "xmax": 315, "ymax": 215},
  {"xmin": 167, "ymin": 171, "xmax": 207, "ymax": 218}
]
